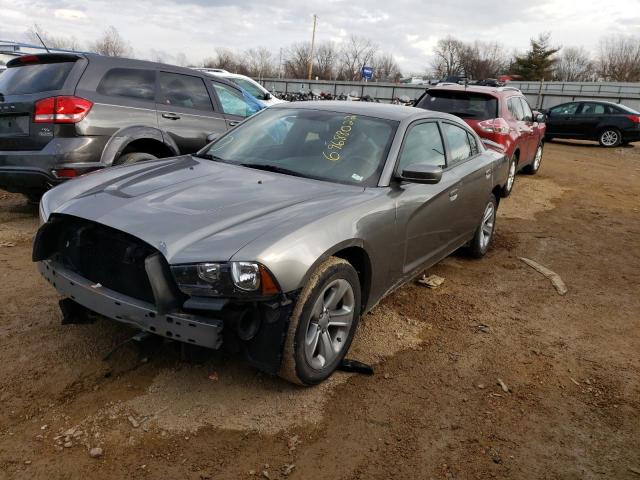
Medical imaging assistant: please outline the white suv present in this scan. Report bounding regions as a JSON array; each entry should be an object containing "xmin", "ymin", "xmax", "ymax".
[{"xmin": 195, "ymin": 69, "xmax": 285, "ymax": 107}]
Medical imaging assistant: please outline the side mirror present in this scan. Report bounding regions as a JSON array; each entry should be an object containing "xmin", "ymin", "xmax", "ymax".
[
  {"xmin": 399, "ymin": 164, "xmax": 442, "ymax": 184},
  {"xmin": 263, "ymin": 92, "xmax": 272, "ymax": 101},
  {"xmin": 206, "ymin": 132, "xmax": 221, "ymax": 143},
  {"xmin": 533, "ymin": 111, "xmax": 546, "ymax": 123}
]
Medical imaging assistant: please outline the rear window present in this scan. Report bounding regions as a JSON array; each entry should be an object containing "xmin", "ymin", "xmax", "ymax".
[
  {"xmin": 0, "ymin": 62, "xmax": 74, "ymax": 95},
  {"xmin": 97, "ymin": 68, "xmax": 156, "ymax": 101},
  {"xmin": 417, "ymin": 91, "xmax": 498, "ymax": 120}
]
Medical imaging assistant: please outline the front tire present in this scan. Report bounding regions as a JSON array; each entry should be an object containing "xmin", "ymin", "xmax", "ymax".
[
  {"xmin": 280, "ymin": 257, "xmax": 361, "ymax": 386},
  {"xmin": 599, "ymin": 128, "xmax": 622, "ymax": 147},
  {"xmin": 469, "ymin": 194, "xmax": 497, "ymax": 258}
]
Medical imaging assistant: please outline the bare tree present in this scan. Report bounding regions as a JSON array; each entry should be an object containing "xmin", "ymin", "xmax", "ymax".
[
  {"xmin": 314, "ymin": 42, "xmax": 339, "ymax": 80},
  {"xmin": 431, "ymin": 36, "xmax": 465, "ymax": 78},
  {"xmin": 372, "ymin": 52, "xmax": 402, "ymax": 82},
  {"xmin": 242, "ymin": 47, "xmax": 276, "ymax": 78},
  {"xmin": 89, "ymin": 26, "xmax": 132, "ymax": 57},
  {"xmin": 284, "ymin": 42, "xmax": 312, "ymax": 79},
  {"xmin": 174, "ymin": 52, "xmax": 189, "ymax": 67},
  {"xmin": 149, "ymin": 49, "xmax": 168, "ymax": 64},
  {"xmin": 597, "ymin": 35, "xmax": 640, "ymax": 81},
  {"xmin": 338, "ymin": 35, "xmax": 377, "ymax": 80},
  {"xmin": 26, "ymin": 23, "xmax": 81, "ymax": 51},
  {"xmin": 202, "ymin": 48, "xmax": 239, "ymax": 72},
  {"xmin": 554, "ymin": 47, "xmax": 594, "ymax": 81},
  {"xmin": 459, "ymin": 41, "xmax": 508, "ymax": 79}
]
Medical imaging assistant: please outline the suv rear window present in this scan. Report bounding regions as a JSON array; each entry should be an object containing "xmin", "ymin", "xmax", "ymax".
[
  {"xmin": 417, "ymin": 91, "xmax": 498, "ymax": 120},
  {"xmin": 0, "ymin": 61, "xmax": 75, "ymax": 95},
  {"xmin": 97, "ymin": 68, "xmax": 156, "ymax": 101}
]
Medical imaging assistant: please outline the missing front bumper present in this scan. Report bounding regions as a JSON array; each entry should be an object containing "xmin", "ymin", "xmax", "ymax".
[{"xmin": 38, "ymin": 260, "xmax": 223, "ymax": 349}]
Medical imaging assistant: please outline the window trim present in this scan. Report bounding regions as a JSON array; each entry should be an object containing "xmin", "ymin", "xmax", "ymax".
[
  {"xmin": 392, "ymin": 119, "xmax": 447, "ymax": 178},
  {"xmin": 439, "ymin": 120, "xmax": 483, "ymax": 170}
]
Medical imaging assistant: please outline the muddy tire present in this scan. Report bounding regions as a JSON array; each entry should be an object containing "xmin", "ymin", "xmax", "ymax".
[
  {"xmin": 280, "ymin": 257, "xmax": 361, "ymax": 386},
  {"xmin": 468, "ymin": 194, "xmax": 497, "ymax": 259},
  {"xmin": 115, "ymin": 152, "xmax": 157, "ymax": 165}
]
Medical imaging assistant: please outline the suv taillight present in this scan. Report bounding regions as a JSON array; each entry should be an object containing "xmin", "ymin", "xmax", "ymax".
[
  {"xmin": 626, "ymin": 115, "xmax": 640, "ymax": 123},
  {"xmin": 477, "ymin": 118, "xmax": 510, "ymax": 135},
  {"xmin": 34, "ymin": 96, "xmax": 93, "ymax": 124}
]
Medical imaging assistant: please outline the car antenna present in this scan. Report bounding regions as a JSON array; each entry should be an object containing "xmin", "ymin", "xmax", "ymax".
[{"xmin": 35, "ymin": 32, "xmax": 51, "ymax": 53}]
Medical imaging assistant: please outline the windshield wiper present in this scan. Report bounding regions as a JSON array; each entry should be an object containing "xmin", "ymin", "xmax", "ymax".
[
  {"xmin": 240, "ymin": 163, "xmax": 305, "ymax": 178},
  {"xmin": 193, "ymin": 152, "xmax": 226, "ymax": 162}
]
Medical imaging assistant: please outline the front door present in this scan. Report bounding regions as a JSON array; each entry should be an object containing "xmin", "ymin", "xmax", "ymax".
[
  {"xmin": 546, "ymin": 102, "xmax": 580, "ymax": 137},
  {"xmin": 156, "ymin": 71, "xmax": 227, "ymax": 153},
  {"xmin": 209, "ymin": 80, "xmax": 263, "ymax": 129}
]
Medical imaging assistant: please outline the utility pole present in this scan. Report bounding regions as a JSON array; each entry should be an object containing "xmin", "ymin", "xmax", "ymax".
[
  {"xmin": 279, "ymin": 47, "xmax": 283, "ymax": 79},
  {"xmin": 307, "ymin": 14, "xmax": 317, "ymax": 80}
]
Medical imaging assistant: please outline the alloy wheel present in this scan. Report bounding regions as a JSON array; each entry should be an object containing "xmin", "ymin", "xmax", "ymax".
[
  {"xmin": 600, "ymin": 130, "xmax": 619, "ymax": 147},
  {"xmin": 506, "ymin": 159, "xmax": 516, "ymax": 192},
  {"xmin": 480, "ymin": 202, "xmax": 496, "ymax": 250},
  {"xmin": 533, "ymin": 145, "xmax": 543, "ymax": 170},
  {"xmin": 304, "ymin": 279, "xmax": 355, "ymax": 370}
]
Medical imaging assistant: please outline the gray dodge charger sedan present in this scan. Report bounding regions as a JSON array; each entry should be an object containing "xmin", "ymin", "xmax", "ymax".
[{"xmin": 34, "ymin": 102, "xmax": 509, "ymax": 385}]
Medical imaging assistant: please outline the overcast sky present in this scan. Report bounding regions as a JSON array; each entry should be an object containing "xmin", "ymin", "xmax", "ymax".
[{"xmin": 1, "ymin": 0, "xmax": 639, "ymax": 73}]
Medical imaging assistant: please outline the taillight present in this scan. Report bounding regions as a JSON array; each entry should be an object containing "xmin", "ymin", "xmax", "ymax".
[
  {"xmin": 477, "ymin": 118, "xmax": 510, "ymax": 135},
  {"xmin": 626, "ymin": 115, "xmax": 640, "ymax": 123},
  {"xmin": 34, "ymin": 96, "xmax": 93, "ymax": 124},
  {"xmin": 52, "ymin": 168, "xmax": 79, "ymax": 178},
  {"xmin": 19, "ymin": 55, "xmax": 40, "ymax": 64}
]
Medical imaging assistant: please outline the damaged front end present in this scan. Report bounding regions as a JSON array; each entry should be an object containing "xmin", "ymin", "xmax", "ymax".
[{"xmin": 33, "ymin": 214, "xmax": 297, "ymax": 374}]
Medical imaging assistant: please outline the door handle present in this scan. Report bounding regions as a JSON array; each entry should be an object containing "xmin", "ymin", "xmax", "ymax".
[
  {"xmin": 448, "ymin": 189, "xmax": 458, "ymax": 201},
  {"xmin": 162, "ymin": 113, "xmax": 181, "ymax": 120},
  {"xmin": 485, "ymin": 168, "xmax": 492, "ymax": 179},
  {"xmin": 228, "ymin": 120, "xmax": 240, "ymax": 127}
]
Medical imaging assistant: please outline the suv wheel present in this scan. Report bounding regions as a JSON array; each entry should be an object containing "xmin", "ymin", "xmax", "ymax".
[
  {"xmin": 469, "ymin": 194, "xmax": 497, "ymax": 258},
  {"xmin": 523, "ymin": 143, "xmax": 543, "ymax": 175},
  {"xmin": 280, "ymin": 257, "xmax": 361, "ymax": 386},
  {"xmin": 500, "ymin": 155, "xmax": 517, "ymax": 197},
  {"xmin": 116, "ymin": 152, "xmax": 158, "ymax": 165},
  {"xmin": 599, "ymin": 128, "xmax": 622, "ymax": 147}
]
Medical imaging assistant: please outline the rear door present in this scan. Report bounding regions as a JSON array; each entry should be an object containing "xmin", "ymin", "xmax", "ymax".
[
  {"xmin": 507, "ymin": 96, "xmax": 532, "ymax": 161},
  {"xmin": 156, "ymin": 71, "xmax": 227, "ymax": 153},
  {"xmin": 0, "ymin": 54, "xmax": 84, "ymax": 152},
  {"xmin": 574, "ymin": 102, "xmax": 608, "ymax": 139},
  {"xmin": 517, "ymin": 97, "xmax": 538, "ymax": 163}
]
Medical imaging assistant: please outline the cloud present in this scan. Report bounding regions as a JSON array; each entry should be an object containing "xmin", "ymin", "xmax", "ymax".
[{"xmin": 0, "ymin": 0, "xmax": 638, "ymax": 74}]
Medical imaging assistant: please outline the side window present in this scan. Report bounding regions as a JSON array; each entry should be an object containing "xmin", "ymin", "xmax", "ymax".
[
  {"xmin": 442, "ymin": 123, "xmax": 473, "ymax": 166},
  {"xmin": 159, "ymin": 72, "xmax": 213, "ymax": 111},
  {"xmin": 519, "ymin": 97, "xmax": 533, "ymax": 122},
  {"xmin": 397, "ymin": 122, "xmax": 446, "ymax": 172},
  {"xmin": 97, "ymin": 68, "xmax": 155, "ymax": 101},
  {"xmin": 550, "ymin": 103, "xmax": 578, "ymax": 115},
  {"xmin": 580, "ymin": 103, "xmax": 606, "ymax": 115},
  {"xmin": 507, "ymin": 97, "xmax": 524, "ymax": 121},
  {"xmin": 211, "ymin": 82, "xmax": 261, "ymax": 117},
  {"xmin": 467, "ymin": 132, "xmax": 479, "ymax": 156}
]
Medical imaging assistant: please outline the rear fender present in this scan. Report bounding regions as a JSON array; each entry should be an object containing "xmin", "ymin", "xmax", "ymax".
[{"xmin": 100, "ymin": 126, "xmax": 179, "ymax": 166}]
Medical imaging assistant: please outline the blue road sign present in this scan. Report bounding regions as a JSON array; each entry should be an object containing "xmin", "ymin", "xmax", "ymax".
[{"xmin": 362, "ymin": 66, "xmax": 373, "ymax": 80}]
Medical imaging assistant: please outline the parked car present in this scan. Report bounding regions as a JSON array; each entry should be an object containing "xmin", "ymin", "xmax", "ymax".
[
  {"xmin": 0, "ymin": 53, "xmax": 263, "ymax": 201},
  {"xmin": 34, "ymin": 102, "xmax": 509, "ymax": 385},
  {"xmin": 415, "ymin": 85, "xmax": 546, "ymax": 197},
  {"xmin": 195, "ymin": 68, "xmax": 285, "ymax": 107},
  {"xmin": 543, "ymin": 101, "xmax": 640, "ymax": 147}
]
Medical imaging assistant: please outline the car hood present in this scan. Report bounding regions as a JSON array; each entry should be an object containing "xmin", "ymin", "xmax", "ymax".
[{"xmin": 44, "ymin": 156, "xmax": 364, "ymax": 263}]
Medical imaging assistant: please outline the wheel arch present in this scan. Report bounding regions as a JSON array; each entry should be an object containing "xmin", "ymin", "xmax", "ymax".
[{"xmin": 99, "ymin": 126, "xmax": 180, "ymax": 165}]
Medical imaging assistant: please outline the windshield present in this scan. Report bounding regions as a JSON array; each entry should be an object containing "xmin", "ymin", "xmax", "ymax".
[
  {"xmin": 202, "ymin": 108, "xmax": 398, "ymax": 187},
  {"xmin": 0, "ymin": 61, "xmax": 75, "ymax": 95},
  {"xmin": 417, "ymin": 91, "xmax": 498, "ymax": 120},
  {"xmin": 232, "ymin": 78, "xmax": 265, "ymax": 99}
]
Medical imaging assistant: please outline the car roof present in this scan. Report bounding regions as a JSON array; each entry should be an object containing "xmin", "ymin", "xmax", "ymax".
[
  {"xmin": 270, "ymin": 100, "xmax": 462, "ymax": 123},
  {"xmin": 428, "ymin": 84, "xmax": 521, "ymax": 97}
]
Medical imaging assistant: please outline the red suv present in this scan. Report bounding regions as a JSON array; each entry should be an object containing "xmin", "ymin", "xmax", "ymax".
[{"xmin": 415, "ymin": 85, "xmax": 546, "ymax": 196}]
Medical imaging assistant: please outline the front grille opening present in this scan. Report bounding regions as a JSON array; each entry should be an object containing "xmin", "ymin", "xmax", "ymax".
[{"xmin": 47, "ymin": 214, "xmax": 159, "ymax": 304}]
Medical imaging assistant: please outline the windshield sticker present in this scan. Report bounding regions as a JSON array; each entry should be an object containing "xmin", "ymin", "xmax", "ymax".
[
  {"xmin": 351, "ymin": 173, "xmax": 363, "ymax": 182},
  {"xmin": 323, "ymin": 115, "xmax": 358, "ymax": 161}
]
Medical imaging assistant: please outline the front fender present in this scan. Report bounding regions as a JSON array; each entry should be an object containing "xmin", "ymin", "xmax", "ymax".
[{"xmin": 99, "ymin": 126, "xmax": 180, "ymax": 165}]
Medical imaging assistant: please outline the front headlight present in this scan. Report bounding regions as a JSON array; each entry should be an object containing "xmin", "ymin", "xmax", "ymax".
[{"xmin": 170, "ymin": 261, "xmax": 280, "ymax": 297}]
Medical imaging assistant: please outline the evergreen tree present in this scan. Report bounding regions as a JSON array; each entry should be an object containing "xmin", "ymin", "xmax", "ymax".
[{"xmin": 511, "ymin": 33, "xmax": 560, "ymax": 80}]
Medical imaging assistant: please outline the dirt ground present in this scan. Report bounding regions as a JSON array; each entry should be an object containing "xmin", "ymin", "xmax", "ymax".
[{"xmin": 0, "ymin": 140, "xmax": 639, "ymax": 480}]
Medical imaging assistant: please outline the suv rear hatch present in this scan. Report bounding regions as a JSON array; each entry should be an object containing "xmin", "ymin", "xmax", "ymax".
[
  {"xmin": 0, "ymin": 54, "xmax": 86, "ymax": 151},
  {"xmin": 416, "ymin": 89, "xmax": 498, "ymax": 128}
]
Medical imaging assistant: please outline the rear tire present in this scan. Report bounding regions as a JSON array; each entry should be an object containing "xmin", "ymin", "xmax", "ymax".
[
  {"xmin": 500, "ymin": 155, "xmax": 517, "ymax": 197},
  {"xmin": 280, "ymin": 257, "xmax": 361, "ymax": 386},
  {"xmin": 115, "ymin": 152, "xmax": 158, "ymax": 165},
  {"xmin": 24, "ymin": 192, "xmax": 43, "ymax": 205},
  {"xmin": 523, "ymin": 143, "xmax": 543, "ymax": 175},
  {"xmin": 598, "ymin": 128, "xmax": 622, "ymax": 147},
  {"xmin": 468, "ymin": 194, "xmax": 497, "ymax": 259}
]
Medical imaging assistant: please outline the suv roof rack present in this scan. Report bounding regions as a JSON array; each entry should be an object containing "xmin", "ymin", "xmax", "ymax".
[{"xmin": 0, "ymin": 40, "xmax": 92, "ymax": 57}]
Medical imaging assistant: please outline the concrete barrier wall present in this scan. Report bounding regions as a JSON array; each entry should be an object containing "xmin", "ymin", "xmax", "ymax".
[{"xmin": 258, "ymin": 78, "xmax": 640, "ymax": 111}]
